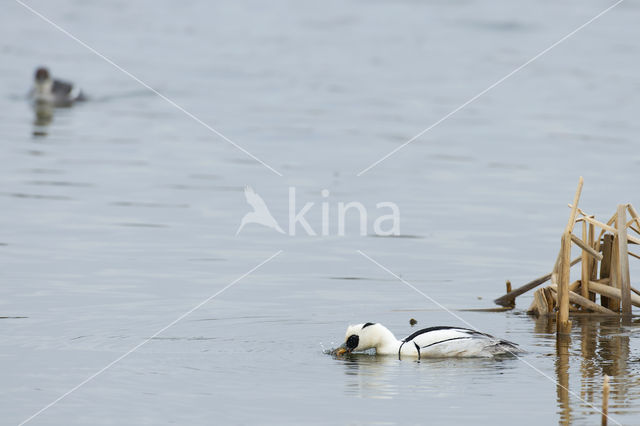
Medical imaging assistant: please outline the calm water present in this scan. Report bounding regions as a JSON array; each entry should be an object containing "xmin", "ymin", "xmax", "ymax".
[{"xmin": 2, "ymin": 0, "xmax": 640, "ymax": 424}]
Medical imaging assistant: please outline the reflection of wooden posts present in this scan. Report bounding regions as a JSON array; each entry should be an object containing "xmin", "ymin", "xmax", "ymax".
[
  {"xmin": 602, "ymin": 375, "xmax": 610, "ymax": 426},
  {"xmin": 616, "ymin": 205, "xmax": 632, "ymax": 315},
  {"xmin": 556, "ymin": 334, "xmax": 572, "ymax": 426},
  {"xmin": 579, "ymin": 319, "xmax": 597, "ymax": 403},
  {"xmin": 617, "ymin": 333, "xmax": 631, "ymax": 403},
  {"xmin": 600, "ymin": 234, "xmax": 613, "ymax": 309},
  {"xmin": 534, "ymin": 315, "xmax": 555, "ymax": 334}
]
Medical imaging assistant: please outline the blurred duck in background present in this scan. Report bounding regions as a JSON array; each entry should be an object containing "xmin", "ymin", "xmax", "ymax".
[
  {"xmin": 30, "ymin": 66, "xmax": 85, "ymax": 107},
  {"xmin": 29, "ymin": 66, "xmax": 86, "ymax": 135}
]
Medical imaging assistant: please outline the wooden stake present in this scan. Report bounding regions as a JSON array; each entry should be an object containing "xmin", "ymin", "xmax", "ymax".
[
  {"xmin": 610, "ymin": 238, "xmax": 620, "ymax": 311},
  {"xmin": 581, "ymin": 221, "xmax": 591, "ymax": 302},
  {"xmin": 589, "ymin": 221, "xmax": 597, "ymax": 301},
  {"xmin": 602, "ymin": 375, "xmax": 610, "ymax": 426},
  {"xmin": 617, "ymin": 205, "xmax": 632, "ymax": 315},
  {"xmin": 543, "ymin": 287, "xmax": 556, "ymax": 312},
  {"xmin": 558, "ymin": 232, "xmax": 572, "ymax": 334},
  {"xmin": 556, "ymin": 178, "xmax": 583, "ymax": 335},
  {"xmin": 534, "ymin": 288, "xmax": 549, "ymax": 315},
  {"xmin": 600, "ymin": 234, "xmax": 613, "ymax": 309}
]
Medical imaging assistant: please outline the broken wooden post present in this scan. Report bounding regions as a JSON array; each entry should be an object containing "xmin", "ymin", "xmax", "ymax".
[
  {"xmin": 533, "ymin": 288, "xmax": 549, "ymax": 315},
  {"xmin": 558, "ymin": 232, "xmax": 572, "ymax": 334},
  {"xmin": 610, "ymin": 233, "xmax": 620, "ymax": 312},
  {"xmin": 581, "ymin": 221, "xmax": 591, "ymax": 302},
  {"xmin": 557, "ymin": 177, "xmax": 583, "ymax": 334},
  {"xmin": 600, "ymin": 234, "xmax": 613, "ymax": 309},
  {"xmin": 500, "ymin": 181, "xmax": 637, "ymax": 320},
  {"xmin": 617, "ymin": 204, "xmax": 632, "ymax": 315},
  {"xmin": 503, "ymin": 280, "xmax": 514, "ymax": 308},
  {"xmin": 588, "ymin": 221, "xmax": 597, "ymax": 302}
]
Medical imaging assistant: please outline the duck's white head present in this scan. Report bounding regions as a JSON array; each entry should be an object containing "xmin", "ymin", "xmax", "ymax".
[{"xmin": 334, "ymin": 323, "xmax": 397, "ymax": 355}]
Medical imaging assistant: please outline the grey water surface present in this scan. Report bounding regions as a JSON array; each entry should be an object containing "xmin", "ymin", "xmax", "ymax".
[{"xmin": 2, "ymin": 0, "xmax": 640, "ymax": 425}]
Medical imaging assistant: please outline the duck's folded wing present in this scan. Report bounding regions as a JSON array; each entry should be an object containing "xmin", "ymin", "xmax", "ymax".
[
  {"xmin": 403, "ymin": 326, "xmax": 520, "ymax": 357},
  {"xmin": 52, "ymin": 79, "xmax": 74, "ymax": 96},
  {"xmin": 402, "ymin": 326, "xmax": 486, "ymax": 346}
]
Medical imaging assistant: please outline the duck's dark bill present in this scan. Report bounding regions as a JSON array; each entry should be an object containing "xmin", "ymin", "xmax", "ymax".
[{"xmin": 332, "ymin": 343, "xmax": 349, "ymax": 356}]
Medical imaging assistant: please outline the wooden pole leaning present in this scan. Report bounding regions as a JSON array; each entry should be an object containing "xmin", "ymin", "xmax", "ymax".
[{"xmin": 557, "ymin": 177, "xmax": 583, "ymax": 335}]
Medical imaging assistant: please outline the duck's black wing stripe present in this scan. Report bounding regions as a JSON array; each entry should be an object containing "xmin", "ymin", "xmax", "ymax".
[
  {"xmin": 420, "ymin": 336, "xmax": 472, "ymax": 349},
  {"xmin": 497, "ymin": 339, "xmax": 519, "ymax": 349},
  {"xmin": 402, "ymin": 326, "xmax": 491, "ymax": 342},
  {"xmin": 52, "ymin": 79, "xmax": 73, "ymax": 95}
]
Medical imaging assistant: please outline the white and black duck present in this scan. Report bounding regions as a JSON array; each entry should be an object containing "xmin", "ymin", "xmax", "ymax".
[
  {"xmin": 334, "ymin": 323, "xmax": 521, "ymax": 359},
  {"xmin": 30, "ymin": 67, "xmax": 85, "ymax": 106}
]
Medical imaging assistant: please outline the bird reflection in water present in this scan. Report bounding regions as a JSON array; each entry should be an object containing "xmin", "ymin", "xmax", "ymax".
[
  {"xmin": 336, "ymin": 350, "xmax": 515, "ymax": 401},
  {"xmin": 28, "ymin": 66, "xmax": 86, "ymax": 137},
  {"xmin": 338, "ymin": 352, "xmax": 399, "ymax": 399},
  {"xmin": 32, "ymin": 101, "xmax": 54, "ymax": 136}
]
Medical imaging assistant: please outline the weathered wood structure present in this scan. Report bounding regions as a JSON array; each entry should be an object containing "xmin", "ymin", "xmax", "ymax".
[{"xmin": 494, "ymin": 178, "xmax": 638, "ymax": 334}]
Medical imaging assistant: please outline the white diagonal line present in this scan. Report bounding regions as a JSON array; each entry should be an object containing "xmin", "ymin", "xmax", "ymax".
[
  {"xmin": 357, "ymin": 0, "xmax": 625, "ymax": 176},
  {"xmin": 15, "ymin": 0, "xmax": 283, "ymax": 177},
  {"xmin": 357, "ymin": 250, "xmax": 476, "ymax": 328},
  {"xmin": 357, "ymin": 249, "xmax": 621, "ymax": 426},
  {"xmin": 18, "ymin": 250, "xmax": 283, "ymax": 426}
]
